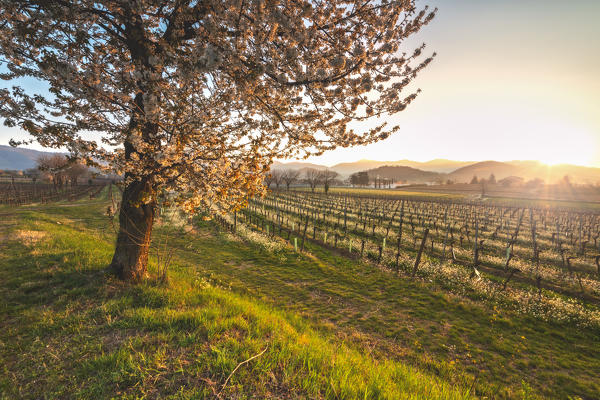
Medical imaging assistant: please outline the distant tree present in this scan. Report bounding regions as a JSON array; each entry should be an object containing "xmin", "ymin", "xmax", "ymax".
[
  {"xmin": 305, "ymin": 169, "xmax": 321, "ymax": 193},
  {"xmin": 37, "ymin": 154, "xmax": 69, "ymax": 188},
  {"xmin": 446, "ymin": 179, "xmax": 454, "ymax": 185},
  {"xmin": 358, "ymin": 171, "xmax": 370, "ymax": 186},
  {"xmin": 23, "ymin": 167, "xmax": 41, "ymax": 181},
  {"xmin": 525, "ymin": 177, "xmax": 544, "ymax": 188},
  {"xmin": 350, "ymin": 171, "xmax": 370, "ymax": 187},
  {"xmin": 65, "ymin": 162, "xmax": 89, "ymax": 186},
  {"xmin": 0, "ymin": 169, "xmax": 22, "ymax": 178},
  {"xmin": 321, "ymin": 170, "xmax": 339, "ymax": 194},
  {"xmin": 499, "ymin": 176, "xmax": 524, "ymax": 187},
  {"xmin": 350, "ymin": 173, "xmax": 360, "ymax": 187},
  {"xmin": 270, "ymin": 170, "xmax": 285, "ymax": 190},
  {"xmin": 488, "ymin": 173, "xmax": 496, "ymax": 185},
  {"xmin": 470, "ymin": 175, "xmax": 479, "ymax": 185},
  {"xmin": 373, "ymin": 175, "xmax": 380, "ymax": 188},
  {"xmin": 282, "ymin": 170, "xmax": 301, "ymax": 190}
]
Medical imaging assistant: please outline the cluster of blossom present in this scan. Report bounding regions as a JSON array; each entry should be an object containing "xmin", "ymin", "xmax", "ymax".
[{"xmin": 0, "ymin": 0, "xmax": 436, "ymax": 218}]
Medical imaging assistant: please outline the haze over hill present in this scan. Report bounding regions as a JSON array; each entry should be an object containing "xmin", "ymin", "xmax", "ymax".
[
  {"xmin": 448, "ymin": 161, "xmax": 600, "ymax": 185},
  {"xmin": 273, "ymin": 159, "xmax": 600, "ymax": 184},
  {"xmin": 0, "ymin": 145, "xmax": 62, "ymax": 170},
  {"xmin": 273, "ymin": 159, "xmax": 473, "ymax": 176},
  {"xmin": 3, "ymin": 145, "xmax": 600, "ymax": 184},
  {"xmin": 330, "ymin": 159, "xmax": 472, "ymax": 175},
  {"xmin": 448, "ymin": 161, "xmax": 519, "ymax": 183},
  {"xmin": 364, "ymin": 165, "xmax": 443, "ymax": 183}
]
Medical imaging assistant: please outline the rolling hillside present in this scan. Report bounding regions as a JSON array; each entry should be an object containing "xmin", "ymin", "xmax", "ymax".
[
  {"xmin": 366, "ymin": 165, "xmax": 443, "ymax": 183},
  {"xmin": 448, "ymin": 161, "xmax": 519, "ymax": 183},
  {"xmin": 330, "ymin": 159, "xmax": 472, "ymax": 176},
  {"xmin": 271, "ymin": 160, "xmax": 328, "ymax": 171},
  {"xmin": 448, "ymin": 160, "xmax": 600, "ymax": 184},
  {"xmin": 0, "ymin": 145, "xmax": 62, "ymax": 170},
  {"xmin": 4, "ymin": 145, "xmax": 599, "ymax": 184}
]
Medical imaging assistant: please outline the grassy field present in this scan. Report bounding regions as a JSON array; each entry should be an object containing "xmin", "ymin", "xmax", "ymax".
[
  {"xmin": 0, "ymin": 187, "xmax": 470, "ymax": 399},
  {"xmin": 1, "ymin": 187, "xmax": 599, "ymax": 399}
]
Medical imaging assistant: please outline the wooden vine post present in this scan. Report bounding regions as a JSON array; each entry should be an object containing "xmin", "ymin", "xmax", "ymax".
[{"xmin": 412, "ymin": 228, "xmax": 429, "ymax": 277}]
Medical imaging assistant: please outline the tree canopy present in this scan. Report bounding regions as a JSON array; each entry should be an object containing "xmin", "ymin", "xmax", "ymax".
[{"xmin": 0, "ymin": 0, "xmax": 436, "ymax": 280}]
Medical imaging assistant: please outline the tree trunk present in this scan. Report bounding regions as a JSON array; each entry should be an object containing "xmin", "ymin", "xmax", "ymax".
[{"xmin": 110, "ymin": 178, "xmax": 155, "ymax": 282}]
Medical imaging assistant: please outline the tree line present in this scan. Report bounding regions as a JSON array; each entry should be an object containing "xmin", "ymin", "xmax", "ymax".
[{"xmin": 265, "ymin": 168, "xmax": 340, "ymax": 194}]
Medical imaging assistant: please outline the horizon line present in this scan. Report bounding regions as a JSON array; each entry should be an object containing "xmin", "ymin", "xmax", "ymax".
[{"xmin": 277, "ymin": 158, "xmax": 599, "ymax": 169}]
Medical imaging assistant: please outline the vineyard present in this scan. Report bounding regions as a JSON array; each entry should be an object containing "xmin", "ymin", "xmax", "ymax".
[
  {"xmin": 0, "ymin": 181, "xmax": 106, "ymax": 205},
  {"xmin": 226, "ymin": 189, "xmax": 600, "ymax": 330}
]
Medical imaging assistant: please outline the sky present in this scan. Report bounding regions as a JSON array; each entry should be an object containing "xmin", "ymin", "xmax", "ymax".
[
  {"xmin": 300, "ymin": 0, "xmax": 600, "ymax": 167},
  {"xmin": 1, "ymin": 0, "xmax": 599, "ymax": 167}
]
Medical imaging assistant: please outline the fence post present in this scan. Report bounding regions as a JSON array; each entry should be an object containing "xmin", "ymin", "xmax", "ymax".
[{"xmin": 412, "ymin": 228, "xmax": 430, "ymax": 277}]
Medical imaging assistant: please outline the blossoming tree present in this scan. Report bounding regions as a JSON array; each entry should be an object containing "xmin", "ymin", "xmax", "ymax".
[{"xmin": 0, "ymin": 0, "xmax": 436, "ymax": 281}]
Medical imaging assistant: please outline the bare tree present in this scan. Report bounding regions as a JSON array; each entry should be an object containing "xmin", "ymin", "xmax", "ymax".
[
  {"xmin": 321, "ymin": 169, "xmax": 339, "ymax": 194},
  {"xmin": 65, "ymin": 162, "xmax": 89, "ymax": 186},
  {"xmin": 305, "ymin": 169, "xmax": 322, "ymax": 193},
  {"xmin": 282, "ymin": 170, "xmax": 301, "ymax": 190},
  {"xmin": 36, "ymin": 154, "xmax": 68, "ymax": 189},
  {"xmin": 270, "ymin": 169, "xmax": 285, "ymax": 190}
]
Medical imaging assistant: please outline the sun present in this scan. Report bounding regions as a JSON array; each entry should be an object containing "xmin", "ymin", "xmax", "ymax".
[
  {"xmin": 539, "ymin": 158, "xmax": 562, "ymax": 167},
  {"xmin": 529, "ymin": 122, "xmax": 597, "ymax": 167}
]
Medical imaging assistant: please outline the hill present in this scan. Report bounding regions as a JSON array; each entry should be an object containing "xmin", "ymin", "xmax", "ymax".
[
  {"xmin": 448, "ymin": 161, "xmax": 519, "ymax": 183},
  {"xmin": 512, "ymin": 162, "xmax": 600, "ymax": 185},
  {"xmin": 366, "ymin": 165, "xmax": 443, "ymax": 183},
  {"xmin": 448, "ymin": 160, "xmax": 600, "ymax": 184},
  {"xmin": 0, "ymin": 145, "xmax": 62, "ymax": 170},
  {"xmin": 271, "ymin": 160, "xmax": 328, "ymax": 171},
  {"xmin": 271, "ymin": 159, "xmax": 473, "ymax": 178},
  {"xmin": 4, "ymin": 146, "xmax": 599, "ymax": 184},
  {"xmin": 331, "ymin": 159, "xmax": 472, "ymax": 176}
]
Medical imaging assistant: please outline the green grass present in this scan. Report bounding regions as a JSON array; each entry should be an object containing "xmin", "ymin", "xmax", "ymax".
[
  {"xmin": 1, "ymin": 188, "xmax": 599, "ymax": 399},
  {"xmin": 0, "ymin": 188, "xmax": 471, "ymax": 399},
  {"xmin": 178, "ymin": 225, "xmax": 600, "ymax": 399}
]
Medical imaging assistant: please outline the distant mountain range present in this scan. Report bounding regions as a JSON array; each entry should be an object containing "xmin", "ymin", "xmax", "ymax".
[
  {"xmin": 273, "ymin": 159, "xmax": 600, "ymax": 184},
  {"xmin": 0, "ymin": 145, "xmax": 64, "ymax": 170},
  {"xmin": 272, "ymin": 159, "xmax": 472, "ymax": 175},
  {"xmin": 3, "ymin": 145, "xmax": 600, "ymax": 184},
  {"xmin": 447, "ymin": 161, "xmax": 600, "ymax": 184},
  {"xmin": 363, "ymin": 165, "xmax": 443, "ymax": 183}
]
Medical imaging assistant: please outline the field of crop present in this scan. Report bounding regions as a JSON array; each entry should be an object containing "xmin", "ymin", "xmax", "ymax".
[
  {"xmin": 2, "ymin": 186, "xmax": 600, "ymax": 398},
  {"xmin": 308, "ymin": 186, "xmax": 600, "ymax": 210},
  {"xmin": 393, "ymin": 183, "xmax": 600, "ymax": 205},
  {"xmin": 0, "ymin": 181, "xmax": 105, "ymax": 205},
  {"xmin": 238, "ymin": 190, "xmax": 600, "ymax": 331}
]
